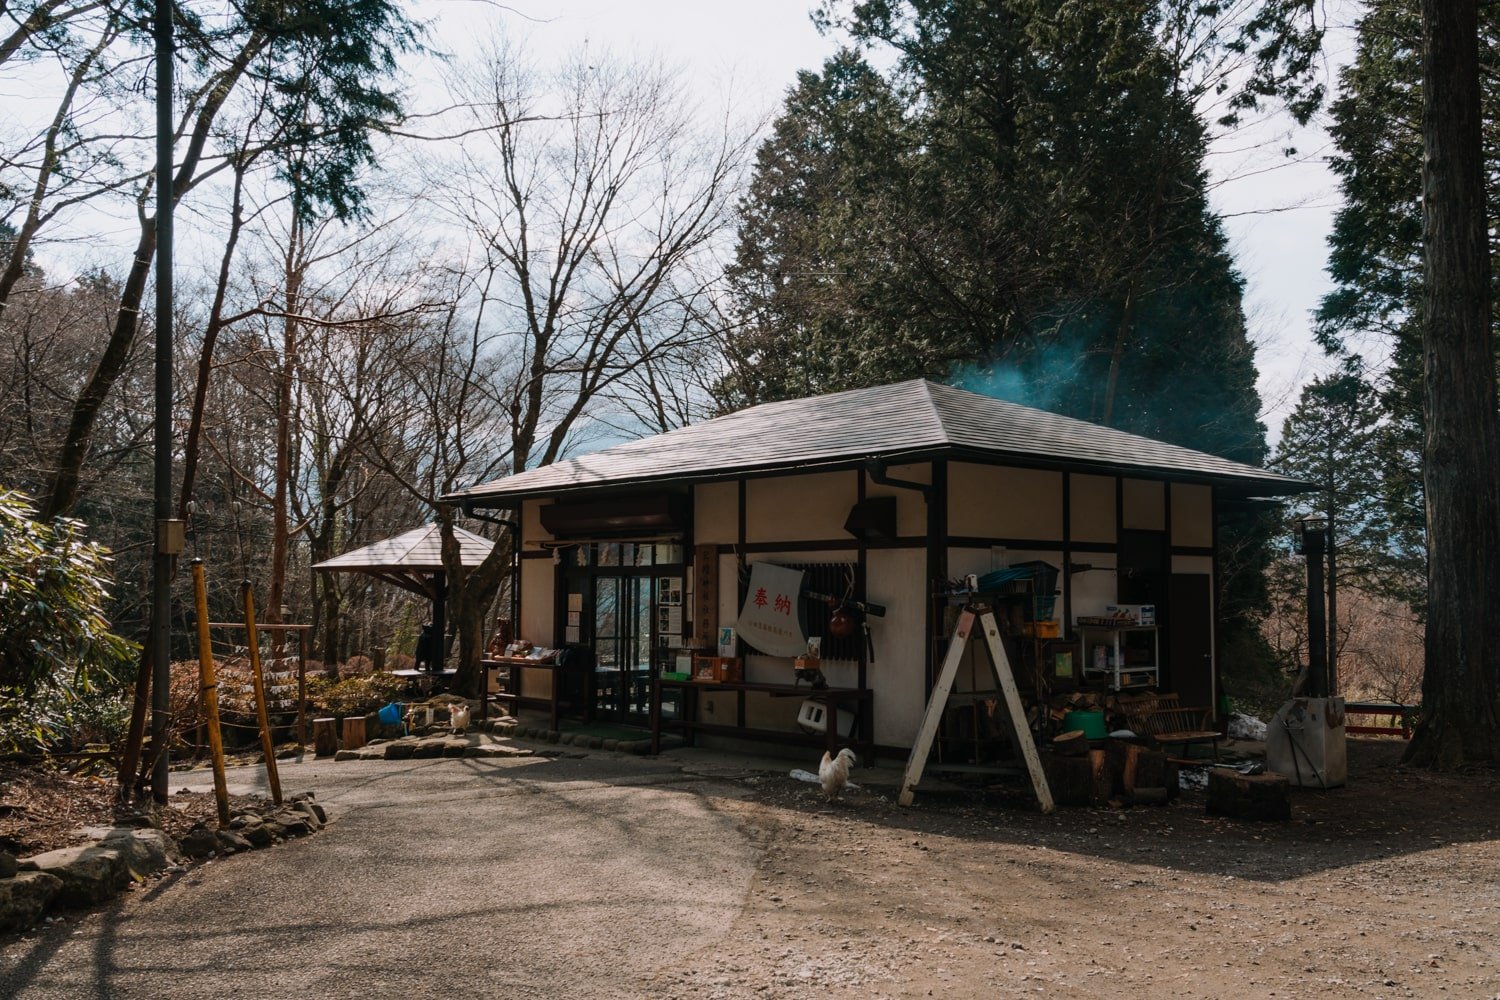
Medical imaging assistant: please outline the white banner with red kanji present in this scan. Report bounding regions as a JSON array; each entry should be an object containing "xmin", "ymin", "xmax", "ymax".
[{"xmin": 736, "ymin": 562, "xmax": 807, "ymax": 657}]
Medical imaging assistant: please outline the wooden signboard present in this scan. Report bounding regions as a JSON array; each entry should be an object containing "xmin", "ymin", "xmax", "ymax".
[{"xmin": 692, "ymin": 544, "xmax": 718, "ymax": 646}]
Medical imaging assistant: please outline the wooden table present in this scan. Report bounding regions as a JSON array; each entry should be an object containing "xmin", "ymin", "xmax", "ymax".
[
  {"xmin": 650, "ymin": 678, "xmax": 873, "ymax": 758},
  {"xmin": 481, "ymin": 658, "xmax": 566, "ymax": 732}
]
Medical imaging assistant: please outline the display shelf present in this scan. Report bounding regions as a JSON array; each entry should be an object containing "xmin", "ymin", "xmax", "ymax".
[{"xmin": 1077, "ymin": 624, "xmax": 1159, "ymax": 691}]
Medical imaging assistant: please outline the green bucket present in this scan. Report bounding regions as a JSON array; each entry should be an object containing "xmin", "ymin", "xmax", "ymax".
[{"xmin": 1061, "ymin": 709, "xmax": 1108, "ymax": 740}]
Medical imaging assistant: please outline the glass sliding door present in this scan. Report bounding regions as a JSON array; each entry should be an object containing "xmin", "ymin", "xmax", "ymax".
[
  {"xmin": 562, "ymin": 540, "xmax": 685, "ymax": 726},
  {"xmin": 592, "ymin": 574, "xmax": 653, "ymax": 724}
]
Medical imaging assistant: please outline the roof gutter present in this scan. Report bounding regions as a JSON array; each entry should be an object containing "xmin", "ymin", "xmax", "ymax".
[{"xmin": 865, "ymin": 457, "xmax": 934, "ymax": 500}]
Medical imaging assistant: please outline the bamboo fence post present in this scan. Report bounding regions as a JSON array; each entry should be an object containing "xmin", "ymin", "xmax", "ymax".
[
  {"xmin": 241, "ymin": 580, "xmax": 284, "ymax": 805},
  {"xmin": 297, "ymin": 630, "xmax": 309, "ymax": 744},
  {"xmin": 192, "ymin": 560, "xmax": 231, "ymax": 826}
]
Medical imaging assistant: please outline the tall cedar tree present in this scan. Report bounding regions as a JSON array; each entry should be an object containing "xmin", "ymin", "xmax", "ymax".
[
  {"xmin": 1409, "ymin": 0, "xmax": 1500, "ymax": 766},
  {"xmin": 727, "ymin": 2, "xmax": 1265, "ymax": 463},
  {"xmin": 1319, "ymin": 0, "xmax": 1500, "ymax": 763},
  {"xmin": 724, "ymin": 0, "xmax": 1274, "ymax": 690}
]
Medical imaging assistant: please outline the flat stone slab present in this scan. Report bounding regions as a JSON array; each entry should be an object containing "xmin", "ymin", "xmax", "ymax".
[
  {"xmin": 463, "ymin": 744, "xmax": 535, "ymax": 759},
  {"xmin": 20, "ymin": 843, "xmax": 128, "ymax": 907},
  {"xmin": 0, "ymin": 871, "xmax": 62, "ymax": 932}
]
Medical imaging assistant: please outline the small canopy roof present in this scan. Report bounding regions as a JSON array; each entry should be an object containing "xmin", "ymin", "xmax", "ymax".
[{"xmin": 312, "ymin": 523, "xmax": 495, "ymax": 598}]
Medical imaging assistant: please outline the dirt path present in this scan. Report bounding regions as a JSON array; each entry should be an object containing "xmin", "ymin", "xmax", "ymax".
[
  {"xmin": 656, "ymin": 742, "xmax": 1500, "ymax": 999},
  {"xmin": 2, "ymin": 741, "xmax": 1495, "ymax": 999}
]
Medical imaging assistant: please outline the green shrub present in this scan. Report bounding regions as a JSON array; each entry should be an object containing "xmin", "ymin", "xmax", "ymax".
[
  {"xmin": 307, "ymin": 672, "xmax": 406, "ymax": 718},
  {"xmin": 0, "ymin": 488, "xmax": 137, "ymax": 753}
]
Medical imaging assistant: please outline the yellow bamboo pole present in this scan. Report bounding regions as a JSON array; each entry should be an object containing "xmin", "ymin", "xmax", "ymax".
[
  {"xmin": 241, "ymin": 580, "xmax": 283, "ymax": 805},
  {"xmin": 191, "ymin": 560, "xmax": 231, "ymax": 827}
]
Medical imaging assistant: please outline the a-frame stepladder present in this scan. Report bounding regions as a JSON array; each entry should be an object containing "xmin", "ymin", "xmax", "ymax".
[{"xmin": 899, "ymin": 603, "xmax": 1055, "ymax": 813}]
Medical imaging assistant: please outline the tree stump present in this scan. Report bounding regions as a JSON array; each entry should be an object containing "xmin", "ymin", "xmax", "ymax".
[
  {"xmin": 341, "ymin": 715, "xmax": 367, "ymax": 751},
  {"xmin": 1206, "ymin": 769, "xmax": 1291, "ymax": 821},
  {"xmin": 313, "ymin": 718, "xmax": 339, "ymax": 757},
  {"xmin": 1052, "ymin": 730, "xmax": 1089, "ymax": 757},
  {"xmin": 1088, "ymin": 749, "xmax": 1112, "ymax": 805},
  {"xmin": 1042, "ymin": 754, "xmax": 1095, "ymax": 807}
]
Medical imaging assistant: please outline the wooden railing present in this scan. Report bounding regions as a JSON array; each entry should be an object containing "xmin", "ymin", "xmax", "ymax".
[{"xmin": 1343, "ymin": 701, "xmax": 1419, "ymax": 739}]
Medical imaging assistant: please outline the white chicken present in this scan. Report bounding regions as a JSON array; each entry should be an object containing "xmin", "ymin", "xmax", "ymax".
[
  {"xmin": 818, "ymin": 747, "xmax": 858, "ymax": 801},
  {"xmin": 449, "ymin": 701, "xmax": 471, "ymax": 735}
]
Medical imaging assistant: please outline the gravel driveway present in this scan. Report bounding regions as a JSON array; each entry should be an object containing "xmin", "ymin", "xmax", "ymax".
[{"xmin": 0, "ymin": 752, "xmax": 756, "ymax": 999}]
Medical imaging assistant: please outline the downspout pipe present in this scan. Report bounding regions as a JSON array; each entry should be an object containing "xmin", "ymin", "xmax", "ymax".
[{"xmin": 866, "ymin": 458, "xmax": 934, "ymax": 500}]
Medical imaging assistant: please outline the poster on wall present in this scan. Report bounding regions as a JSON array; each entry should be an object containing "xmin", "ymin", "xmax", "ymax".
[
  {"xmin": 657, "ymin": 604, "xmax": 683, "ymax": 636},
  {"xmin": 736, "ymin": 562, "xmax": 808, "ymax": 657},
  {"xmin": 658, "ymin": 576, "xmax": 683, "ymax": 606}
]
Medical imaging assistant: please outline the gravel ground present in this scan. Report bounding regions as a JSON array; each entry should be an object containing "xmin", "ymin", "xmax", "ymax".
[{"xmin": 1, "ymin": 740, "xmax": 1495, "ymax": 999}]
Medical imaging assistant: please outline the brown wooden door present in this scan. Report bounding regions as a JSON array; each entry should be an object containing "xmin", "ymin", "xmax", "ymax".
[{"xmin": 1166, "ymin": 574, "xmax": 1214, "ymax": 709}]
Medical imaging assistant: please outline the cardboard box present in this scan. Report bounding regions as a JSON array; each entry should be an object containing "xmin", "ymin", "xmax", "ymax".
[
  {"xmin": 693, "ymin": 656, "xmax": 742, "ymax": 683},
  {"xmin": 1106, "ymin": 603, "xmax": 1156, "ymax": 626}
]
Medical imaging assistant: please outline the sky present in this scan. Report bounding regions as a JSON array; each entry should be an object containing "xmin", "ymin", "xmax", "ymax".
[
  {"xmin": 8, "ymin": 0, "xmax": 1357, "ymax": 444},
  {"xmin": 421, "ymin": 0, "xmax": 1356, "ymax": 442}
]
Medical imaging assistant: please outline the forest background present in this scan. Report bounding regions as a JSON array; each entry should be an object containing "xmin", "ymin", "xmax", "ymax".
[{"xmin": 0, "ymin": 0, "xmax": 1465, "ymax": 751}]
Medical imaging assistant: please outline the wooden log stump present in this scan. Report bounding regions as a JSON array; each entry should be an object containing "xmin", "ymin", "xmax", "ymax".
[
  {"xmin": 1088, "ymin": 749, "xmax": 1112, "ymax": 806},
  {"xmin": 1042, "ymin": 754, "xmax": 1095, "ymax": 807},
  {"xmin": 1052, "ymin": 730, "xmax": 1089, "ymax": 757},
  {"xmin": 313, "ymin": 717, "xmax": 339, "ymax": 758},
  {"xmin": 341, "ymin": 715, "xmax": 367, "ymax": 751},
  {"xmin": 1206, "ymin": 769, "xmax": 1291, "ymax": 821}
]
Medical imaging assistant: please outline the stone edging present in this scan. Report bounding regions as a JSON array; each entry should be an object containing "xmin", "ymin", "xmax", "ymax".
[{"xmin": 0, "ymin": 793, "xmax": 328, "ymax": 936}]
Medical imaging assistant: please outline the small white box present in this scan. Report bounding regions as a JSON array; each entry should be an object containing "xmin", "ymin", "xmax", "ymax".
[
  {"xmin": 1106, "ymin": 603, "xmax": 1156, "ymax": 626},
  {"xmin": 796, "ymin": 699, "xmax": 855, "ymax": 737}
]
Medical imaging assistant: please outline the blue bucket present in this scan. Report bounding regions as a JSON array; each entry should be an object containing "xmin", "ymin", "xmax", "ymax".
[{"xmin": 377, "ymin": 703, "xmax": 403, "ymax": 726}]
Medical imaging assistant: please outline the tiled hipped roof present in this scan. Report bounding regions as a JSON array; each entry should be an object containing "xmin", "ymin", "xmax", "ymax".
[
  {"xmin": 311, "ymin": 523, "xmax": 495, "ymax": 571},
  {"xmin": 446, "ymin": 380, "xmax": 1309, "ymax": 505}
]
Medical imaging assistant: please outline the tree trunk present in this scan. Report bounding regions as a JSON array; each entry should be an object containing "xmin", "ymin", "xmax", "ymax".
[
  {"xmin": 41, "ymin": 220, "xmax": 155, "ymax": 520},
  {"xmin": 268, "ymin": 215, "xmax": 303, "ymax": 625},
  {"xmin": 1405, "ymin": 0, "xmax": 1500, "ymax": 767},
  {"xmin": 178, "ymin": 165, "xmax": 248, "ymax": 520},
  {"xmin": 438, "ymin": 510, "xmax": 513, "ymax": 697}
]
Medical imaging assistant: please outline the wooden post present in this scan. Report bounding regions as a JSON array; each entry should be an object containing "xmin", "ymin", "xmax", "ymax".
[
  {"xmin": 192, "ymin": 560, "xmax": 231, "ymax": 827},
  {"xmin": 297, "ymin": 630, "xmax": 309, "ymax": 744},
  {"xmin": 313, "ymin": 718, "xmax": 339, "ymax": 757},
  {"xmin": 241, "ymin": 580, "xmax": 284, "ymax": 805},
  {"xmin": 341, "ymin": 715, "xmax": 367, "ymax": 750}
]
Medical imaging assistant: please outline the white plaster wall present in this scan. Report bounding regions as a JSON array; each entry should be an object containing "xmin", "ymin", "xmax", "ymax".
[
  {"xmin": 694, "ymin": 481, "xmax": 738, "ymax": 545},
  {"xmin": 866, "ymin": 547, "xmax": 927, "ymax": 748},
  {"xmin": 519, "ymin": 557, "xmax": 555, "ymax": 698},
  {"xmin": 520, "ymin": 557, "xmax": 554, "ymax": 643},
  {"xmin": 948, "ymin": 464, "xmax": 1063, "ymax": 539},
  {"xmin": 1070, "ymin": 473, "xmax": 1116, "ymax": 543},
  {"xmin": 1171, "ymin": 555, "xmax": 1213, "ymax": 576},
  {"xmin": 521, "ymin": 498, "xmax": 554, "ymax": 545},
  {"xmin": 864, "ymin": 462, "xmax": 931, "ymax": 537},
  {"xmin": 1170, "ymin": 483, "xmax": 1213, "ymax": 548},
  {"xmin": 746, "ymin": 471, "xmax": 858, "ymax": 542},
  {"xmin": 1069, "ymin": 552, "xmax": 1118, "ymax": 622},
  {"xmin": 1122, "ymin": 478, "xmax": 1165, "ymax": 531}
]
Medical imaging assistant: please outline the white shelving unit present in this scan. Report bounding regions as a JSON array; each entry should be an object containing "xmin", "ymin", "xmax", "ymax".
[{"xmin": 1078, "ymin": 624, "xmax": 1159, "ymax": 691}]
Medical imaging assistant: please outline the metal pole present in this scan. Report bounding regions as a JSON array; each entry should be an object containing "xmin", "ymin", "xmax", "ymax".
[
  {"xmin": 1301, "ymin": 520, "xmax": 1329, "ymax": 699},
  {"xmin": 150, "ymin": 0, "xmax": 176, "ymax": 805}
]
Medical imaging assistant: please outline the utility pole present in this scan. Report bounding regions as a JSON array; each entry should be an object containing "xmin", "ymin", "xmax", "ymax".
[{"xmin": 151, "ymin": 0, "xmax": 181, "ymax": 805}]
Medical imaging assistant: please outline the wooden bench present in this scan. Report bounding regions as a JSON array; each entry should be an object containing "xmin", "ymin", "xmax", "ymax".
[{"xmin": 1118, "ymin": 692, "xmax": 1219, "ymax": 761}]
